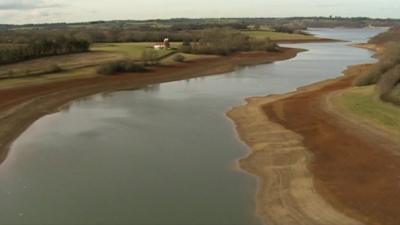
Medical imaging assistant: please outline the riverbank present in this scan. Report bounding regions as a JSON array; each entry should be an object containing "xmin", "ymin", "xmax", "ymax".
[
  {"xmin": 0, "ymin": 47, "xmax": 302, "ymax": 163},
  {"xmin": 228, "ymin": 56, "xmax": 400, "ymax": 224},
  {"xmin": 275, "ymin": 38, "xmax": 343, "ymax": 44}
]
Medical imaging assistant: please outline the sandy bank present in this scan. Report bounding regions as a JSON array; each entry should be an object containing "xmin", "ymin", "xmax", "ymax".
[
  {"xmin": 275, "ymin": 38, "xmax": 343, "ymax": 44},
  {"xmin": 227, "ymin": 70, "xmax": 364, "ymax": 225},
  {"xmin": 228, "ymin": 58, "xmax": 400, "ymax": 225},
  {"xmin": 0, "ymin": 48, "xmax": 302, "ymax": 163}
]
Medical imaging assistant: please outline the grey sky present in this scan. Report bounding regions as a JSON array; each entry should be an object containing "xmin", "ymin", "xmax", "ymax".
[{"xmin": 0, "ymin": 0, "xmax": 399, "ymax": 24}]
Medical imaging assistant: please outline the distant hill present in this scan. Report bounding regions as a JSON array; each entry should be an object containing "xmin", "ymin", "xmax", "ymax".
[{"xmin": 1, "ymin": 17, "xmax": 399, "ymax": 30}]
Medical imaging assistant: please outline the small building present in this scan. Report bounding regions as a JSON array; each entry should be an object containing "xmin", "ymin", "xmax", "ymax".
[{"xmin": 153, "ymin": 38, "xmax": 170, "ymax": 50}]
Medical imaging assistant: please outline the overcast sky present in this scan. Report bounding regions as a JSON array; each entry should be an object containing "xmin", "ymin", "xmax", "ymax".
[{"xmin": 0, "ymin": 0, "xmax": 399, "ymax": 24}]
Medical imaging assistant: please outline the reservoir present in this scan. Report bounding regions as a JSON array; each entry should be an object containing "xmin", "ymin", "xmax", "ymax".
[{"xmin": 0, "ymin": 28, "xmax": 385, "ymax": 225}]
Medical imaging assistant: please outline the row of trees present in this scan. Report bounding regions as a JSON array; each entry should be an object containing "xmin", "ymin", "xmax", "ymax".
[
  {"xmin": 0, "ymin": 37, "xmax": 89, "ymax": 65},
  {"xmin": 0, "ymin": 21, "xmax": 309, "ymax": 45},
  {"xmin": 0, "ymin": 28, "xmax": 198, "ymax": 44},
  {"xmin": 180, "ymin": 28, "xmax": 279, "ymax": 56}
]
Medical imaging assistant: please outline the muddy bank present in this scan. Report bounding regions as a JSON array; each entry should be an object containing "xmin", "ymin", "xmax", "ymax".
[
  {"xmin": 0, "ymin": 48, "xmax": 301, "ymax": 163},
  {"xmin": 228, "ymin": 62, "xmax": 400, "ymax": 225},
  {"xmin": 275, "ymin": 38, "xmax": 343, "ymax": 44}
]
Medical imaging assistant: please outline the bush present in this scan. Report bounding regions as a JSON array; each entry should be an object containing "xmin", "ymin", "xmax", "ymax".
[
  {"xmin": 141, "ymin": 49, "xmax": 160, "ymax": 65},
  {"xmin": 46, "ymin": 64, "xmax": 62, "ymax": 73},
  {"xmin": 173, "ymin": 54, "xmax": 185, "ymax": 62},
  {"xmin": 7, "ymin": 70, "xmax": 14, "ymax": 77},
  {"xmin": 354, "ymin": 65, "xmax": 384, "ymax": 86},
  {"xmin": 378, "ymin": 65, "xmax": 400, "ymax": 103},
  {"xmin": 97, "ymin": 60, "xmax": 146, "ymax": 75},
  {"xmin": 249, "ymin": 38, "xmax": 279, "ymax": 52},
  {"xmin": 354, "ymin": 42, "xmax": 400, "ymax": 87},
  {"xmin": 385, "ymin": 84, "xmax": 400, "ymax": 104},
  {"xmin": 179, "ymin": 39, "xmax": 193, "ymax": 53}
]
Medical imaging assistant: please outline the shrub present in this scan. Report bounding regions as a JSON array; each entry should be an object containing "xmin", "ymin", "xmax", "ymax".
[
  {"xmin": 249, "ymin": 38, "xmax": 279, "ymax": 52},
  {"xmin": 354, "ymin": 42, "xmax": 400, "ymax": 87},
  {"xmin": 46, "ymin": 64, "xmax": 62, "ymax": 73},
  {"xmin": 180, "ymin": 40, "xmax": 192, "ymax": 53},
  {"xmin": 7, "ymin": 70, "xmax": 14, "ymax": 77},
  {"xmin": 141, "ymin": 49, "xmax": 160, "ymax": 65},
  {"xmin": 173, "ymin": 54, "xmax": 185, "ymax": 62},
  {"xmin": 354, "ymin": 65, "xmax": 384, "ymax": 86},
  {"xmin": 97, "ymin": 60, "xmax": 146, "ymax": 75},
  {"xmin": 378, "ymin": 65, "xmax": 400, "ymax": 103},
  {"xmin": 385, "ymin": 84, "xmax": 400, "ymax": 104}
]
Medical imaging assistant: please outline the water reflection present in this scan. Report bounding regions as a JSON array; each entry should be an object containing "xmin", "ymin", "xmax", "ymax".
[{"xmin": 143, "ymin": 84, "xmax": 161, "ymax": 93}]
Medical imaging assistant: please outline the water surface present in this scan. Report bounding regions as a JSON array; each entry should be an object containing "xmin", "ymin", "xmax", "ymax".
[{"xmin": 0, "ymin": 28, "xmax": 385, "ymax": 225}]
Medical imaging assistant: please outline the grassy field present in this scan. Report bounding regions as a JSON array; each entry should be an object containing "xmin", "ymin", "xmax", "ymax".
[
  {"xmin": 335, "ymin": 86, "xmax": 400, "ymax": 136},
  {"xmin": 0, "ymin": 51, "xmax": 123, "ymax": 79},
  {"xmin": 92, "ymin": 42, "xmax": 179, "ymax": 60},
  {"xmin": 243, "ymin": 30, "xmax": 319, "ymax": 41},
  {"xmin": 0, "ymin": 43, "xmax": 27, "ymax": 50},
  {"xmin": 0, "ymin": 42, "xmax": 216, "ymax": 88},
  {"xmin": 0, "ymin": 42, "xmax": 180, "ymax": 79}
]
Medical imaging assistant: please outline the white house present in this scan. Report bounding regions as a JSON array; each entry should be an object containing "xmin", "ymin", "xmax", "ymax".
[{"xmin": 153, "ymin": 38, "xmax": 170, "ymax": 50}]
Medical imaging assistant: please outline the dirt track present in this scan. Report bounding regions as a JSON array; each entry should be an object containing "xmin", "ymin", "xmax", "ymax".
[
  {"xmin": 0, "ymin": 48, "xmax": 301, "ymax": 163},
  {"xmin": 228, "ymin": 63, "xmax": 400, "ymax": 225}
]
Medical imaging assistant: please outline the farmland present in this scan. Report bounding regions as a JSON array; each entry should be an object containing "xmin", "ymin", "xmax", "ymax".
[
  {"xmin": 91, "ymin": 42, "xmax": 179, "ymax": 59},
  {"xmin": 0, "ymin": 42, "xmax": 217, "ymax": 88}
]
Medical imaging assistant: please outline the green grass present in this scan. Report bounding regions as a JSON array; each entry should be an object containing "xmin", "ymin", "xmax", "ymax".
[
  {"xmin": 0, "ymin": 67, "xmax": 98, "ymax": 89},
  {"xmin": 91, "ymin": 42, "xmax": 179, "ymax": 60},
  {"xmin": 0, "ymin": 43, "xmax": 27, "ymax": 50},
  {"xmin": 337, "ymin": 86, "xmax": 400, "ymax": 136},
  {"xmin": 0, "ymin": 42, "xmax": 219, "ymax": 87},
  {"xmin": 243, "ymin": 31, "xmax": 319, "ymax": 41},
  {"xmin": 0, "ymin": 42, "xmax": 182, "ymax": 80},
  {"xmin": 0, "ymin": 51, "xmax": 122, "ymax": 79}
]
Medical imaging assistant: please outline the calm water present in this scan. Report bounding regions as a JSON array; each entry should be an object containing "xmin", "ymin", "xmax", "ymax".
[{"xmin": 0, "ymin": 28, "xmax": 385, "ymax": 225}]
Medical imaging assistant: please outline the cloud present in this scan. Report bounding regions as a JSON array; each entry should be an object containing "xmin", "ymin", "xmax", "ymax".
[{"xmin": 0, "ymin": 0, "xmax": 63, "ymax": 10}]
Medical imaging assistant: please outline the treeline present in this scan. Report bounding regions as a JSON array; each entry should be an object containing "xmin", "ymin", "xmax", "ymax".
[
  {"xmin": 0, "ymin": 28, "xmax": 198, "ymax": 44},
  {"xmin": 3, "ymin": 17, "xmax": 399, "ymax": 45},
  {"xmin": 271, "ymin": 22, "xmax": 308, "ymax": 34},
  {"xmin": 0, "ymin": 37, "xmax": 89, "ymax": 65},
  {"xmin": 355, "ymin": 42, "xmax": 400, "ymax": 104},
  {"xmin": 2, "ymin": 17, "xmax": 399, "ymax": 31},
  {"xmin": 180, "ymin": 28, "xmax": 278, "ymax": 56}
]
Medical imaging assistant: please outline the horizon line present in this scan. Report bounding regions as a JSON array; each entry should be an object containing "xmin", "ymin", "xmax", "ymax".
[{"xmin": 2, "ymin": 16, "xmax": 400, "ymax": 26}]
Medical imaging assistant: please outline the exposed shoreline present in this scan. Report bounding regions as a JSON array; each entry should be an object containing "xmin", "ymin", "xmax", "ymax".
[
  {"xmin": 228, "ymin": 47, "xmax": 400, "ymax": 224},
  {"xmin": 275, "ymin": 38, "xmax": 344, "ymax": 44},
  {"xmin": 227, "ymin": 70, "xmax": 364, "ymax": 225},
  {"xmin": 0, "ymin": 48, "xmax": 302, "ymax": 163}
]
